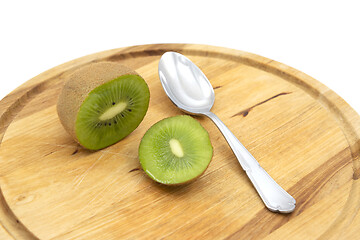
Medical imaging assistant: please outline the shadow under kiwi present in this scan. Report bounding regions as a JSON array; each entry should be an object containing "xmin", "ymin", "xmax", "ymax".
[{"xmin": 137, "ymin": 167, "xmax": 196, "ymax": 196}]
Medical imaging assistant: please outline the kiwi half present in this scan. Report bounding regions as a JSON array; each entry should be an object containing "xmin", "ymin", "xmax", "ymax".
[
  {"xmin": 57, "ymin": 62, "xmax": 150, "ymax": 150},
  {"xmin": 139, "ymin": 115, "xmax": 213, "ymax": 185}
]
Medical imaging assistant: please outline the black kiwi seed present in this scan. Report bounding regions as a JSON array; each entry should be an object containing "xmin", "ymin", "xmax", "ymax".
[
  {"xmin": 59, "ymin": 62, "xmax": 150, "ymax": 151},
  {"xmin": 121, "ymin": 113, "xmax": 124, "ymax": 117},
  {"xmin": 128, "ymin": 109, "xmax": 132, "ymax": 112}
]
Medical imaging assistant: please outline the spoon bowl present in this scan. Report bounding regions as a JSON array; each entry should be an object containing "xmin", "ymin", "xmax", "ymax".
[
  {"xmin": 159, "ymin": 52, "xmax": 214, "ymax": 114},
  {"xmin": 159, "ymin": 52, "xmax": 296, "ymax": 213}
]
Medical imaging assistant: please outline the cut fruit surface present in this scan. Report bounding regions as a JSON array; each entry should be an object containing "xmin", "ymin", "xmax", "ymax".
[
  {"xmin": 139, "ymin": 115, "xmax": 213, "ymax": 185},
  {"xmin": 57, "ymin": 62, "xmax": 150, "ymax": 150},
  {"xmin": 76, "ymin": 74, "xmax": 150, "ymax": 150}
]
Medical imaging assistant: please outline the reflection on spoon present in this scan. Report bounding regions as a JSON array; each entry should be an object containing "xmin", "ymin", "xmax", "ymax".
[{"xmin": 159, "ymin": 52, "xmax": 296, "ymax": 213}]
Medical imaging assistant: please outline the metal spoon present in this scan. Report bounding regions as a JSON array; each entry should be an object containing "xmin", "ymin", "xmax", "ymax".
[{"xmin": 158, "ymin": 52, "xmax": 296, "ymax": 213}]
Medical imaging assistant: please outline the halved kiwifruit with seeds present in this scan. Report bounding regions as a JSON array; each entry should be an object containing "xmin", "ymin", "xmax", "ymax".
[
  {"xmin": 139, "ymin": 115, "xmax": 213, "ymax": 185},
  {"xmin": 57, "ymin": 62, "xmax": 150, "ymax": 150}
]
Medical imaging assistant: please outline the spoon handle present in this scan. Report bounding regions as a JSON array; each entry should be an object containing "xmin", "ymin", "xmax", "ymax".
[{"xmin": 205, "ymin": 112, "xmax": 296, "ymax": 213}]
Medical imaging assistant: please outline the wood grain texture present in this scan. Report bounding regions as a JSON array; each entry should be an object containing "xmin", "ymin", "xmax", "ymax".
[{"xmin": 0, "ymin": 44, "xmax": 359, "ymax": 239}]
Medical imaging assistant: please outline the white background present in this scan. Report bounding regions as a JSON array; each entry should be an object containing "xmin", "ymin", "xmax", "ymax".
[{"xmin": 1, "ymin": 1, "xmax": 359, "ymax": 114}]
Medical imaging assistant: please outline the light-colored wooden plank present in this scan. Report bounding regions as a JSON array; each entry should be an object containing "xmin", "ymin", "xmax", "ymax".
[{"xmin": 0, "ymin": 44, "xmax": 359, "ymax": 239}]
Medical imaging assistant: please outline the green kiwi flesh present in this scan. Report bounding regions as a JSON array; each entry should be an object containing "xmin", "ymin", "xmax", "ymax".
[
  {"xmin": 76, "ymin": 74, "xmax": 150, "ymax": 150},
  {"xmin": 139, "ymin": 115, "xmax": 213, "ymax": 185}
]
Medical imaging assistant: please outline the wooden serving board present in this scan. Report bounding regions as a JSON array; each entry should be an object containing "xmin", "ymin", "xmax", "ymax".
[{"xmin": 0, "ymin": 44, "xmax": 359, "ymax": 240}]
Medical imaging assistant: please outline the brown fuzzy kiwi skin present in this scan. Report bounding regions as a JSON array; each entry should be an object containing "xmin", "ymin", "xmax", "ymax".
[{"xmin": 57, "ymin": 62, "xmax": 139, "ymax": 147}]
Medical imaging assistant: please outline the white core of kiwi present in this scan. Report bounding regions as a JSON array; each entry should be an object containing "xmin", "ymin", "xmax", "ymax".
[
  {"xmin": 169, "ymin": 138, "xmax": 184, "ymax": 158},
  {"xmin": 99, "ymin": 101, "xmax": 127, "ymax": 121}
]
